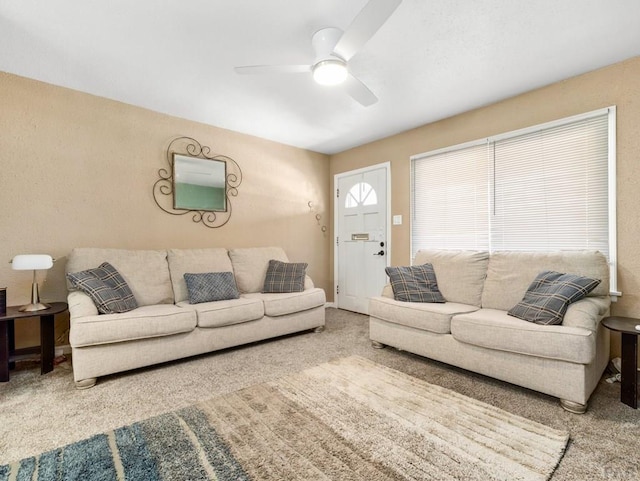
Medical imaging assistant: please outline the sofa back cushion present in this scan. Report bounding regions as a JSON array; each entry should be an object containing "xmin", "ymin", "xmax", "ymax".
[
  {"xmin": 66, "ymin": 248, "xmax": 173, "ymax": 306},
  {"xmin": 413, "ymin": 250, "xmax": 489, "ymax": 307},
  {"xmin": 228, "ymin": 247, "xmax": 289, "ymax": 293},
  {"xmin": 481, "ymin": 250, "xmax": 610, "ymax": 311},
  {"xmin": 167, "ymin": 248, "xmax": 233, "ymax": 303}
]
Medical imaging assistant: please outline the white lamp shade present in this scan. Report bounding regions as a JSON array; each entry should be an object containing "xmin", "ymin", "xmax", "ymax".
[{"xmin": 12, "ymin": 254, "xmax": 54, "ymax": 270}]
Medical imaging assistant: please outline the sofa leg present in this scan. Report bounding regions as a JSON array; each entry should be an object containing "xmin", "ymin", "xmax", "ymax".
[
  {"xmin": 75, "ymin": 378, "xmax": 97, "ymax": 390},
  {"xmin": 560, "ymin": 399, "xmax": 587, "ymax": 414},
  {"xmin": 371, "ymin": 341, "xmax": 385, "ymax": 349},
  {"xmin": 313, "ymin": 326, "xmax": 325, "ymax": 333}
]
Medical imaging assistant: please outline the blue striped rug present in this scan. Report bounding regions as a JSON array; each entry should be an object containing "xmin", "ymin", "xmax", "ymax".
[
  {"xmin": 0, "ymin": 356, "xmax": 569, "ymax": 480},
  {"xmin": 1, "ymin": 406, "xmax": 249, "ymax": 481}
]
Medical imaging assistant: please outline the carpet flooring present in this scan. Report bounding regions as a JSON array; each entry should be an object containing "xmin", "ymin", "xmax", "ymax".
[{"xmin": 1, "ymin": 308, "xmax": 639, "ymax": 480}]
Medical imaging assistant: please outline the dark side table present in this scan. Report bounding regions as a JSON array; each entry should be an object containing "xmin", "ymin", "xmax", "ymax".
[
  {"xmin": 0, "ymin": 302, "xmax": 68, "ymax": 382},
  {"xmin": 602, "ymin": 316, "xmax": 640, "ymax": 409}
]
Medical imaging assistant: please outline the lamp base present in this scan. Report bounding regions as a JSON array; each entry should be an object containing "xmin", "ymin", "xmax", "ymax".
[
  {"xmin": 19, "ymin": 302, "xmax": 50, "ymax": 312},
  {"xmin": 19, "ymin": 280, "xmax": 49, "ymax": 312}
]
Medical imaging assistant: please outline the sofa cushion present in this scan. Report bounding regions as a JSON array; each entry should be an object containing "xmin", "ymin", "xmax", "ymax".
[
  {"xmin": 262, "ymin": 260, "xmax": 307, "ymax": 293},
  {"xmin": 69, "ymin": 304, "xmax": 196, "ymax": 347},
  {"xmin": 228, "ymin": 247, "xmax": 289, "ymax": 293},
  {"xmin": 451, "ymin": 308, "xmax": 595, "ymax": 364},
  {"xmin": 369, "ymin": 296, "xmax": 479, "ymax": 334},
  {"xmin": 168, "ymin": 248, "xmax": 233, "ymax": 303},
  {"xmin": 67, "ymin": 262, "xmax": 138, "ymax": 314},
  {"xmin": 508, "ymin": 271, "xmax": 601, "ymax": 325},
  {"xmin": 413, "ymin": 250, "xmax": 489, "ymax": 307},
  {"xmin": 243, "ymin": 288, "xmax": 326, "ymax": 317},
  {"xmin": 184, "ymin": 272, "xmax": 239, "ymax": 304},
  {"xmin": 178, "ymin": 298, "xmax": 264, "ymax": 328},
  {"xmin": 67, "ymin": 248, "xmax": 173, "ymax": 306},
  {"xmin": 386, "ymin": 264, "xmax": 445, "ymax": 303},
  {"xmin": 481, "ymin": 250, "xmax": 609, "ymax": 311}
]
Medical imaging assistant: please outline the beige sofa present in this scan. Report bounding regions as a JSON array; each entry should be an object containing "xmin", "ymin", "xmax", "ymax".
[
  {"xmin": 369, "ymin": 249, "xmax": 611, "ymax": 413},
  {"xmin": 66, "ymin": 246, "xmax": 326, "ymax": 388}
]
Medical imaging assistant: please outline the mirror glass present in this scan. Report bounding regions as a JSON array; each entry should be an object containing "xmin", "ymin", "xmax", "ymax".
[{"xmin": 173, "ymin": 154, "xmax": 227, "ymax": 212}]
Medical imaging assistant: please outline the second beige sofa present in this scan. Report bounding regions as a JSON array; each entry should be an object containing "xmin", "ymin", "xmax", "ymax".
[{"xmin": 369, "ymin": 249, "xmax": 611, "ymax": 413}]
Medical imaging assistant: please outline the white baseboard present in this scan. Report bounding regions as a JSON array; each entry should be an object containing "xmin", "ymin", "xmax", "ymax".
[{"xmin": 325, "ymin": 302, "xmax": 337, "ymax": 308}]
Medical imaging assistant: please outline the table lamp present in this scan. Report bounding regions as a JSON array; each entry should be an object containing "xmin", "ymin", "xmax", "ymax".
[{"xmin": 11, "ymin": 254, "xmax": 54, "ymax": 312}]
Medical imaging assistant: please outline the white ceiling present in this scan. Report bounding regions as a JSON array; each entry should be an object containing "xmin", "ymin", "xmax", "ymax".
[{"xmin": 1, "ymin": 0, "xmax": 639, "ymax": 155}]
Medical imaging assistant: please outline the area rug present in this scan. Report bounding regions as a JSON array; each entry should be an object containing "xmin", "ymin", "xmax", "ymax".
[{"xmin": 0, "ymin": 356, "xmax": 568, "ymax": 481}]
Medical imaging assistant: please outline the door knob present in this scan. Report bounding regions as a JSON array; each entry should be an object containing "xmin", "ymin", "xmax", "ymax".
[{"xmin": 374, "ymin": 250, "xmax": 385, "ymax": 256}]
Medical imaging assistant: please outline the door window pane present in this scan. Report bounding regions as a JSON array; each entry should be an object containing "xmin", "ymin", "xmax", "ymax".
[{"xmin": 346, "ymin": 182, "xmax": 378, "ymax": 208}]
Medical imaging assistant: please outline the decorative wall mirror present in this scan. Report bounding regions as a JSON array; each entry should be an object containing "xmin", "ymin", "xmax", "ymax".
[
  {"xmin": 173, "ymin": 154, "xmax": 227, "ymax": 212},
  {"xmin": 153, "ymin": 137, "xmax": 242, "ymax": 228}
]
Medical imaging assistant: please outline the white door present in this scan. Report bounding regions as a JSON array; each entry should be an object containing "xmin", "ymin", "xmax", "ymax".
[{"xmin": 335, "ymin": 164, "xmax": 389, "ymax": 314}]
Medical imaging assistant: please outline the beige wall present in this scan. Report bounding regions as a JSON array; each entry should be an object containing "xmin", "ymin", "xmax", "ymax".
[
  {"xmin": 4, "ymin": 56, "xmax": 639, "ymax": 356},
  {"xmin": 0, "ymin": 72, "xmax": 331, "ymax": 349},
  {"xmin": 330, "ymin": 56, "xmax": 640, "ymax": 358}
]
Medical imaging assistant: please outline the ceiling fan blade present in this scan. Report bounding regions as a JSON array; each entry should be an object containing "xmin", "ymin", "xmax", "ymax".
[
  {"xmin": 344, "ymin": 73, "xmax": 378, "ymax": 107},
  {"xmin": 234, "ymin": 65, "xmax": 311, "ymax": 75},
  {"xmin": 333, "ymin": 0, "xmax": 402, "ymax": 61}
]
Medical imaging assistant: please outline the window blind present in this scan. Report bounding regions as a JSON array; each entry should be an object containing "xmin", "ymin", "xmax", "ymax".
[
  {"xmin": 491, "ymin": 115, "xmax": 609, "ymax": 255},
  {"xmin": 410, "ymin": 107, "xmax": 616, "ymax": 293},
  {"xmin": 411, "ymin": 142, "xmax": 489, "ymax": 252}
]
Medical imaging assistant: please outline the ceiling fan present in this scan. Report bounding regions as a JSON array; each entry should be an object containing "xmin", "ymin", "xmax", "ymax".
[{"xmin": 234, "ymin": 0, "xmax": 402, "ymax": 107}]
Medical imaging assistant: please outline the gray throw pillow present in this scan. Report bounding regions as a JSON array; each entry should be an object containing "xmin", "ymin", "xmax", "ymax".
[
  {"xmin": 67, "ymin": 262, "xmax": 138, "ymax": 314},
  {"xmin": 508, "ymin": 270, "xmax": 601, "ymax": 325},
  {"xmin": 262, "ymin": 260, "xmax": 307, "ymax": 293},
  {"xmin": 385, "ymin": 264, "xmax": 446, "ymax": 303},
  {"xmin": 184, "ymin": 272, "xmax": 239, "ymax": 304}
]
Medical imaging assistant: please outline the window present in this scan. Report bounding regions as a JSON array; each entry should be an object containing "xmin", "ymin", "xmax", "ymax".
[
  {"xmin": 345, "ymin": 182, "xmax": 378, "ymax": 208},
  {"xmin": 412, "ymin": 142, "xmax": 489, "ymax": 249},
  {"xmin": 411, "ymin": 107, "xmax": 618, "ymax": 295}
]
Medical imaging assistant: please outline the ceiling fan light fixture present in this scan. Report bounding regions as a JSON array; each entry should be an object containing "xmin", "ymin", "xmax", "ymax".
[{"xmin": 312, "ymin": 59, "xmax": 348, "ymax": 86}]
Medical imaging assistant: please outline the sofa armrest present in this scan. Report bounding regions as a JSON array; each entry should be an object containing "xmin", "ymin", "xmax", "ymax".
[
  {"xmin": 67, "ymin": 290, "xmax": 99, "ymax": 318},
  {"xmin": 562, "ymin": 296, "xmax": 611, "ymax": 331},
  {"xmin": 304, "ymin": 275, "xmax": 315, "ymax": 290}
]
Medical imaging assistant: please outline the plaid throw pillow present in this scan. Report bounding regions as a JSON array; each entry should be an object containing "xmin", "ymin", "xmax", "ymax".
[
  {"xmin": 67, "ymin": 262, "xmax": 138, "ymax": 314},
  {"xmin": 508, "ymin": 271, "xmax": 601, "ymax": 325},
  {"xmin": 184, "ymin": 272, "xmax": 239, "ymax": 304},
  {"xmin": 385, "ymin": 264, "xmax": 446, "ymax": 303},
  {"xmin": 262, "ymin": 260, "xmax": 307, "ymax": 293}
]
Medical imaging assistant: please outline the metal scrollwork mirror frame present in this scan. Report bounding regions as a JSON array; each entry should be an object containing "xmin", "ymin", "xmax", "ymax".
[{"xmin": 153, "ymin": 136, "xmax": 242, "ymax": 228}]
